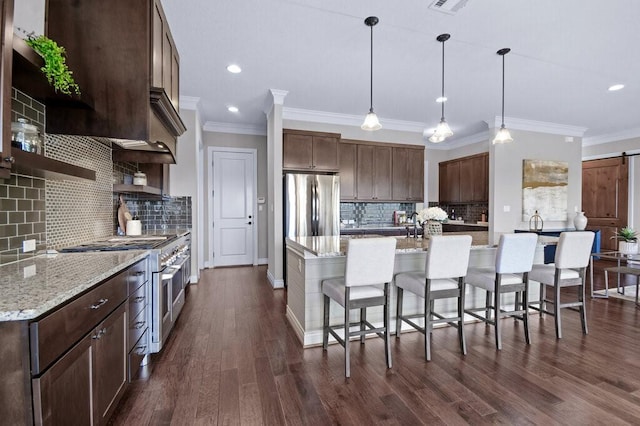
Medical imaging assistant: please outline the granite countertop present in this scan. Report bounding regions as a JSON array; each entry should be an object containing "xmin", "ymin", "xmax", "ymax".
[
  {"xmin": 0, "ymin": 250, "xmax": 148, "ymax": 321},
  {"xmin": 287, "ymin": 231, "xmax": 493, "ymax": 257}
]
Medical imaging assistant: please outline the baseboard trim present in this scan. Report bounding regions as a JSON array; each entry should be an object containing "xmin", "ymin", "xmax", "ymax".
[
  {"xmin": 258, "ymin": 257, "xmax": 268, "ymax": 265},
  {"xmin": 267, "ymin": 269, "xmax": 284, "ymax": 289}
]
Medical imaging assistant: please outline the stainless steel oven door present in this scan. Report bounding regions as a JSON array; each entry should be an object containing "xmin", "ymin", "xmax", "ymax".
[
  {"xmin": 181, "ymin": 254, "xmax": 191, "ymax": 287},
  {"xmin": 159, "ymin": 268, "xmax": 175, "ymax": 345},
  {"xmin": 165, "ymin": 257, "xmax": 187, "ymax": 325}
]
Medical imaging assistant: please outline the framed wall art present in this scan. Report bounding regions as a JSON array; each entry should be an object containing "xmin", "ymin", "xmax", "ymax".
[{"xmin": 522, "ymin": 159, "xmax": 568, "ymax": 221}]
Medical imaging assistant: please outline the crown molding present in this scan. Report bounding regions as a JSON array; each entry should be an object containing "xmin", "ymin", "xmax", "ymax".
[
  {"xmin": 179, "ymin": 96, "xmax": 201, "ymax": 111},
  {"xmin": 582, "ymin": 127, "xmax": 640, "ymax": 147},
  {"xmin": 282, "ymin": 107, "xmax": 426, "ymax": 133},
  {"xmin": 491, "ymin": 116, "xmax": 587, "ymax": 137},
  {"xmin": 426, "ymin": 130, "xmax": 490, "ymax": 151},
  {"xmin": 203, "ymin": 121, "xmax": 267, "ymax": 136}
]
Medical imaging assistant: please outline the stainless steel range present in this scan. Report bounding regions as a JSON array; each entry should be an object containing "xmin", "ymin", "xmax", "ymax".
[{"xmin": 60, "ymin": 232, "xmax": 191, "ymax": 353}]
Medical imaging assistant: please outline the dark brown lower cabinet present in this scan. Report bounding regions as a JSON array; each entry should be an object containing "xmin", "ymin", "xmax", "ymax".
[
  {"xmin": 32, "ymin": 302, "xmax": 127, "ymax": 426},
  {"xmin": 32, "ymin": 335, "xmax": 93, "ymax": 425},
  {"xmin": 94, "ymin": 303, "xmax": 128, "ymax": 424}
]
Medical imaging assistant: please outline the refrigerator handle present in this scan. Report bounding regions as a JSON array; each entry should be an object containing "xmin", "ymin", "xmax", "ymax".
[{"xmin": 312, "ymin": 178, "xmax": 318, "ymax": 236}]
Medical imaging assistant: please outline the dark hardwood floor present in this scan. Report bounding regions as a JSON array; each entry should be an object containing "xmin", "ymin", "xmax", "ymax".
[{"xmin": 109, "ymin": 260, "xmax": 640, "ymax": 425}]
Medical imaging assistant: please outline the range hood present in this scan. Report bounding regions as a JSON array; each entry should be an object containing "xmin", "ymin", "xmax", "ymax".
[{"xmin": 44, "ymin": 0, "xmax": 187, "ymax": 165}]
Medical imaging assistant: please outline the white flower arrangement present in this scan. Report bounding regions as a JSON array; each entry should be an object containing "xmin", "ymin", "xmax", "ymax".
[{"xmin": 417, "ymin": 206, "xmax": 448, "ymax": 224}]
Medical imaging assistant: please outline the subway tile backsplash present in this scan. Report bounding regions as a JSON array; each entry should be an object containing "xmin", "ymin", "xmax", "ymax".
[
  {"xmin": 0, "ymin": 90, "xmax": 192, "ymax": 265},
  {"xmin": 340, "ymin": 202, "xmax": 416, "ymax": 227}
]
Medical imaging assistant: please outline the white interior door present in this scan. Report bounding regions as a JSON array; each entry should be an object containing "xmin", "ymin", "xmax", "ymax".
[{"xmin": 212, "ymin": 150, "xmax": 255, "ymax": 266}]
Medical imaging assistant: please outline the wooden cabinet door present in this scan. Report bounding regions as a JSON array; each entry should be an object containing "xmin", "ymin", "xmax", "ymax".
[
  {"xmin": 407, "ymin": 148, "xmax": 424, "ymax": 201},
  {"xmin": 356, "ymin": 145, "xmax": 375, "ymax": 200},
  {"xmin": 374, "ymin": 146, "xmax": 393, "ymax": 200},
  {"xmin": 583, "ymin": 157, "xmax": 628, "ymax": 251},
  {"xmin": 438, "ymin": 163, "xmax": 448, "ymax": 203},
  {"xmin": 312, "ymin": 136, "xmax": 339, "ymax": 172},
  {"xmin": 283, "ymin": 133, "xmax": 313, "ymax": 170},
  {"xmin": 151, "ymin": 0, "xmax": 164, "ymax": 88},
  {"xmin": 339, "ymin": 142, "xmax": 357, "ymax": 200},
  {"xmin": 471, "ymin": 153, "xmax": 489, "ymax": 202},
  {"xmin": 0, "ymin": 0, "xmax": 12, "ymax": 179},
  {"xmin": 459, "ymin": 158, "xmax": 473, "ymax": 202},
  {"xmin": 93, "ymin": 303, "xmax": 127, "ymax": 425},
  {"xmin": 392, "ymin": 148, "xmax": 410, "ymax": 201},
  {"xmin": 32, "ymin": 335, "xmax": 93, "ymax": 426},
  {"xmin": 445, "ymin": 161, "xmax": 460, "ymax": 203}
]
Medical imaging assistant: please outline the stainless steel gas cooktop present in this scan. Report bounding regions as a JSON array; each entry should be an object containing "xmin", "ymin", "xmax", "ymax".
[{"xmin": 59, "ymin": 235, "xmax": 178, "ymax": 252}]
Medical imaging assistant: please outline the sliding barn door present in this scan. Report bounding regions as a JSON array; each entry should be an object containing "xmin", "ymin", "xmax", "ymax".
[{"xmin": 582, "ymin": 157, "xmax": 628, "ymax": 251}]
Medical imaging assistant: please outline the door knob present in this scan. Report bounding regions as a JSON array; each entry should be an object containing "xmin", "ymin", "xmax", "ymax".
[
  {"xmin": 247, "ymin": 221, "xmax": 252, "ymax": 225},
  {"xmin": 248, "ymin": 215, "xmax": 252, "ymax": 219}
]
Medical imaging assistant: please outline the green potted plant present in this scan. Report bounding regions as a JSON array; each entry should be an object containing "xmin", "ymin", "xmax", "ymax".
[
  {"xmin": 22, "ymin": 31, "xmax": 80, "ymax": 96},
  {"xmin": 611, "ymin": 227, "xmax": 638, "ymax": 254}
]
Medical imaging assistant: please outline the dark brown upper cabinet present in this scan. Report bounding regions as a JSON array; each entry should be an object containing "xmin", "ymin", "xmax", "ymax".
[
  {"xmin": 283, "ymin": 129, "xmax": 340, "ymax": 172},
  {"xmin": 339, "ymin": 139, "xmax": 423, "ymax": 202},
  {"xmin": 439, "ymin": 152, "xmax": 488, "ymax": 204},
  {"xmin": 44, "ymin": 0, "xmax": 186, "ymax": 163}
]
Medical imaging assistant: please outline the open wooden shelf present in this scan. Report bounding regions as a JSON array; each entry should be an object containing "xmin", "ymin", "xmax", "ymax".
[
  {"xmin": 113, "ymin": 183, "xmax": 162, "ymax": 196},
  {"xmin": 12, "ymin": 36, "xmax": 93, "ymax": 109},
  {"xmin": 11, "ymin": 148, "xmax": 96, "ymax": 181}
]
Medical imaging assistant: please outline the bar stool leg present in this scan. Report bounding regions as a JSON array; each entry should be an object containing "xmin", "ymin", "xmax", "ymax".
[
  {"xmin": 360, "ymin": 308, "xmax": 366, "ymax": 344},
  {"xmin": 494, "ymin": 285, "xmax": 502, "ymax": 350},
  {"xmin": 554, "ymin": 280, "xmax": 562, "ymax": 339},
  {"xmin": 323, "ymin": 295, "xmax": 330, "ymax": 350},
  {"xmin": 395, "ymin": 287, "xmax": 403, "ymax": 337}
]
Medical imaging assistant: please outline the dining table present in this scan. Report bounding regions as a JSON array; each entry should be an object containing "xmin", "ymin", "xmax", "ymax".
[{"xmin": 590, "ymin": 250, "xmax": 640, "ymax": 298}]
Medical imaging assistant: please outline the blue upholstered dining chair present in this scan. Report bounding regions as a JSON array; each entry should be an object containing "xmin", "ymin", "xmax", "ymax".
[{"xmin": 321, "ymin": 237, "xmax": 397, "ymax": 378}]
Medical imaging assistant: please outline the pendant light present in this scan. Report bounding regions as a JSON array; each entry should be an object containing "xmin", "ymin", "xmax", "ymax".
[
  {"xmin": 429, "ymin": 33, "xmax": 453, "ymax": 143},
  {"xmin": 361, "ymin": 16, "xmax": 381, "ymax": 131},
  {"xmin": 493, "ymin": 48, "xmax": 513, "ymax": 144}
]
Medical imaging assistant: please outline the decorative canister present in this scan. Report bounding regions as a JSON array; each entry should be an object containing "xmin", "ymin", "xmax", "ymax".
[
  {"xmin": 133, "ymin": 171, "xmax": 147, "ymax": 186},
  {"xmin": 11, "ymin": 118, "xmax": 43, "ymax": 154},
  {"xmin": 573, "ymin": 211, "xmax": 588, "ymax": 231},
  {"xmin": 529, "ymin": 210, "xmax": 544, "ymax": 232}
]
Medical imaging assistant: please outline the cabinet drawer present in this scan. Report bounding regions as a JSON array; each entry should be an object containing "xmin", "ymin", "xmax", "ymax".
[
  {"xmin": 128, "ymin": 282, "xmax": 147, "ymax": 321},
  {"xmin": 30, "ymin": 272, "xmax": 128, "ymax": 375},
  {"xmin": 128, "ymin": 308, "xmax": 148, "ymax": 351},
  {"xmin": 128, "ymin": 259, "xmax": 148, "ymax": 294},
  {"xmin": 128, "ymin": 329, "xmax": 148, "ymax": 381}
]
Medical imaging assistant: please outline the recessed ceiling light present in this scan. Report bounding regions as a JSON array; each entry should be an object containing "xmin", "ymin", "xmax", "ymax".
[
  {"xmin": 436, "ymin": 96, "xmax": 447, "ymax": 103},
  {"xmin": 227, "ymin": 106, "xmax": 239, "ymax": 113},
  {"xmin": 608, "ymin": 84, "xmax": 624, "ymax": 91},
  {"xmin": 226, "ymin": 64, "xmax": 242, "ymax": 74}
]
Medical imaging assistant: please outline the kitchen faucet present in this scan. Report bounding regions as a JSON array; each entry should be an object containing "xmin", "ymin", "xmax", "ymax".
[{"xmin": 408, "ymin": 211, "xmax": 419, "ymax": 238}]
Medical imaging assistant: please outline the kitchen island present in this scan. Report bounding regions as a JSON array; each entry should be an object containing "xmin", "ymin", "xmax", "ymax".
[{"xmin": 285, "ymin": 234, "xmax": 548, "ymax": 347}]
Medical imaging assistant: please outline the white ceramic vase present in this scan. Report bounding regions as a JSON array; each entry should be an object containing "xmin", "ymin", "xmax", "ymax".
[
  {"xmin": 573, "ymin": 211, "xmax": 588, "ymax": 231},
  {"xmin": 619, "ymin": 241, "xmax": 639, "ymax": 255}
]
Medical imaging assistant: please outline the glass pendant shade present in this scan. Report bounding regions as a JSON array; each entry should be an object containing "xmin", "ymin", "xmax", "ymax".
[
  {"xmin": 361, "ymin": 110, "xmax": 382, "ymax": 131},
  {"xmin": 429, "ymin": 118, "xmax": 453, "ymax": 143},
  {"xmin": 492, "ymin": 125, "xmax": 513, "ymax": 144}
]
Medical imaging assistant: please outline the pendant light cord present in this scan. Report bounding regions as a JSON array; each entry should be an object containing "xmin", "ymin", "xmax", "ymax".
[
  {"xmin": 369, "ymin": 23, "xmax": 374, "ymax": 113},
  {"xmin": 440, "ymin": 38, "xmax": 445, "ymax": 120},
  {"xmin": 501, "ymin": 53, "xmax": 505, "ymax": 127}
]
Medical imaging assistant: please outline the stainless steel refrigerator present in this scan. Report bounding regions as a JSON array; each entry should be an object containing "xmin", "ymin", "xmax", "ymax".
[{"xmin": 284, "ymin": 173, "xmax": 340, "ymax": 238}]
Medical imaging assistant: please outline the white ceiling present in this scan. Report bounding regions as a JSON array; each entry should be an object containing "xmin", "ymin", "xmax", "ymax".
[{"xmin": 162, "ymin": 0, "xmax": 640, "ymax": 144}]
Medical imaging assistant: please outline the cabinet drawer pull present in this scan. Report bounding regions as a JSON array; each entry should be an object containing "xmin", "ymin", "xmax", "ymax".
[
  {"xmin": 132, "ymin": 296, "xmax": 145, "ymax": 303},
  {"xmin": 92, "ymin": 327, "xmax": 107, "ymax": 339},
  {"xmin": 134, "ymin": 321, "xmax": 146, "ymax": 329},
  {"xmin": 90, "ymin": 298, "xmax": 109, "ymax": 310}
]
